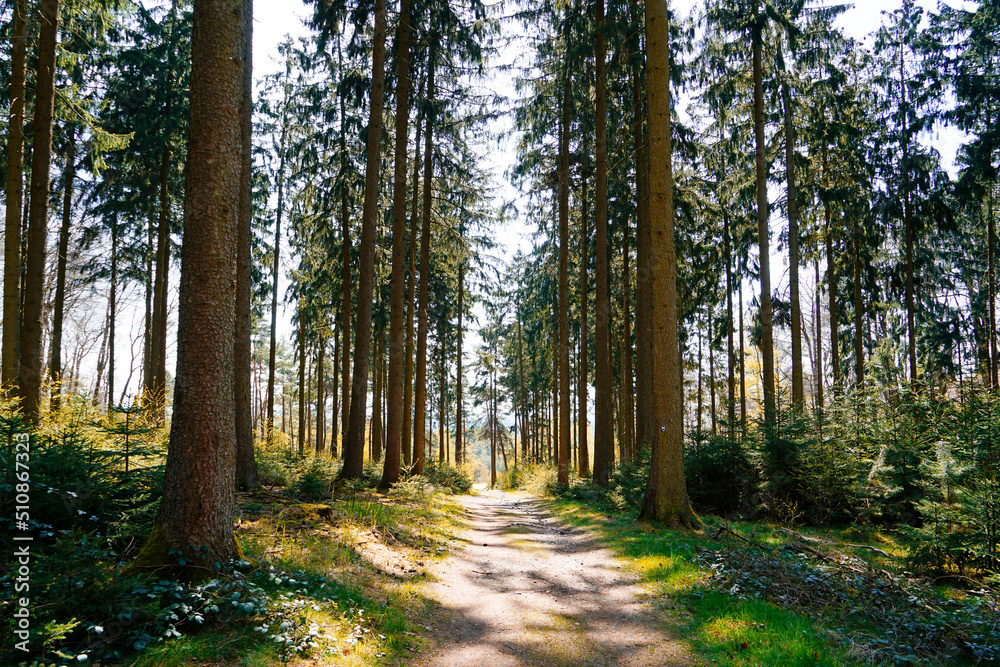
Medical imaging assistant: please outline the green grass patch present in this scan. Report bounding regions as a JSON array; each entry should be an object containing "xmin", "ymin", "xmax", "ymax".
[{"xmin": 544, "ymin": 501, "xmax": 904, "ymax": 667}]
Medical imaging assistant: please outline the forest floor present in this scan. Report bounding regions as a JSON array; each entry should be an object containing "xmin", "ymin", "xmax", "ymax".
[{"xmin": 412, "ymin": 489, "xmax": 699, "ymax": 667}]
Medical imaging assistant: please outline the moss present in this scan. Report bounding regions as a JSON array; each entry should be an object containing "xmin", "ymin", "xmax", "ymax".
[{"xmin": 129, "ymin": 523, "xmax": 253, "ymax": 580}]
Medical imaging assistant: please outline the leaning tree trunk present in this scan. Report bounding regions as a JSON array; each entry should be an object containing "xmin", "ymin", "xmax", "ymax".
[
  {"xmin": 340, "ymin": 0, "xmax": 387, "ymax": 480},
  {"xmin": 638, "ymin": 0, "xmax": 697, "ymax": 527},
  {"xmin": 381, "ymin": 0, "xmax": 414, "ymax": 490},
  {"xmin": 49, "ymin": 124, "xmax": 76, "ymax": 412},
  {"xmin": 20, "ymin": 0, "xmax": 60, "ymax": 423},
  {"xmin": 137, "ymin": 0, "xmax": 247, "ymax": 567},
  {"xmin": 3, "ymin": 0, "xmax": 28, "ymax": 390}
]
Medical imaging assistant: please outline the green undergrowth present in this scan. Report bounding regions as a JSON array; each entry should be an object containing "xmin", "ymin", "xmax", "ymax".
[{"xmin": 545, "ymin": 500, "xmax": 999, "ymax": 667}]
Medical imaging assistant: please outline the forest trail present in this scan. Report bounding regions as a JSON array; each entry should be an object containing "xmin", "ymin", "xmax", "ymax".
[{"xmin": 411, "ymin": 489, "xmax": 698, "ymax": 667}]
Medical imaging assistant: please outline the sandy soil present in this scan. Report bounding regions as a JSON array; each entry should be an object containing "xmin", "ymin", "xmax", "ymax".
[{"xmin": 411, "ymin": 489, "xmax": 698, "ymax": 667}]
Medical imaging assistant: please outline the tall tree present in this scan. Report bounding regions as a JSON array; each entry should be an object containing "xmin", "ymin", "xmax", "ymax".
[
  {"xmin": 2, "ymin": 0, "xmax": 28, "ymax": 390},
  {"xmin": 339, "ymin": 0, "xmax": 388, "ymax": 480},
  {"xmin": 638, "ymin": 0, "xmax": 696, "ymax": 527},
  {"xmin": 138, "ymin": 0, "xmax": 248, "ymax": 565},
  {"xmin": 20, "ymin": 0, "xmax": 61, "ymax": 423}
]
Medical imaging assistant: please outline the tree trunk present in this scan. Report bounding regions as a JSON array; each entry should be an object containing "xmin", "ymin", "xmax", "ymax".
[
  {"xmin": 235, "ymin": 0, "xmax": 258, "ymax": 491},
  {"xmin": 456, "ymin": 263, "xmax": 465, "ymax": 465},
  {"xmin": 725, "ymin": 211, "xmax": 736, "ymax": 441},
  {"xmin": 578, "ymin": 161, "xmax": 589, "ymax": 478},
  {"xmin": 413, "ymin": 48, "xmax": 435, "ymax": 475},
  {"xmin": 623, "ymin": 219, "xmax": 635, "ymax": 460},
  {"xmin": 338, "ymin": 27, "xmax": 352, "ymax": 451},
  {"xmin": 752, "ymin": 21, "xmax": 775, "ymax": 431},
  {"xmin": 139, "ymin": 0, "xmax": 245, "ymax": 566},
  {"xmin": 19, "ymin": 0, "xmax": 60, "ymax": 422},
  {"xmin": 108, "ymin": 218, "xmax": 118, "ymax": 412},
  {"xmin": 557, "ymin": 57, "xmax": 572, "ymax": 487},
  {"xmin": 632, "ymin": 48, "xmax": 652, "ymax": 452},
  {"xmin": 298, "ymin": 309, "xmax": 306, "ymax": 457},
  {"xmin": 815, "ymin": 259, "xmax": 824, "ymax": 410},
  {"xmin": 316, "ymin": 341, "xmax": 325, "ymax": 454},
  {"xmin": 403, "ymin": 68, "xmax": 425, "ymax": 469},
  {"xmin": 341, "ymin": 0, "xmax": 387, "ymax": 480},
  {"xmin": 639, "ymin": 0, "xmax": 696, "ymax": 527},
  {"xmin": 266, "ymin": 69, "xmax": 290, "ymax": 438},
  {"xmin": 593, "ymin": 0, "xmax": 610, "ymax": 486},
  {"xmin": 3, "ymin": 0, "xmax": 28, "ymax": 390},
  {"xmin": 381, "ymin": 0, "xmax": 414, "ymax": 490},
  {"xmin": 49, "ymin": 124, "xmax": 76, "ymax": 412},
  {"xmin": 853, "ymin": 213, "xmax": 864, "ymax": 388},
  {"xmin": 779, "ymin": 40, "xmax": 804, "ymax": 409},
  {"xmin": 331, "ymin": 321, "xmax": 340, "ymax": 456},
  {"xmin": 989, "ymin": 192, "xmax": 997, "ymax": 388}
]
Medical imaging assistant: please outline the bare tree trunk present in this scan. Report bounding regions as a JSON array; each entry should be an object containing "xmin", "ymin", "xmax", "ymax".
[
  {"xmin": 593, "ymin": 0, "xmax": 610, "ymax": 485},
  {"xmin": 338, "ymin": 26, "xmax": 352, "ymax": 452},
  {"xmin": 139, "ymin": 0, "xmax": 246, "ymax": 566},
  {"xmin": 557, "ymin": 59, "xmax": 572, "ymax": 486},
  {"xmin": 331, "ymin": 321, "xmax": 340, "ymax": 456},
  {"xmin": 853, "ymin": 213, "xmax": 864, "ymax": 388},
  {"xmin": 316, "ymin": 341, "xmax": 325, "ymax": 454},
  {"xmin": 381, "ymin": 0, "xmax": 414, "ymax": 489},
  {"xmin": 266, "ymin": 69, "xmax": 290, "ymax": 437},
  {"xmin": 298, "ymin": 309, "xmax": 306, "ymax": 457},
  {"xmin": 49, "ymin": 124, "xmax": 76, "ymax": 412},
  {"xmin": 413, "ymin": 49, "xmax": 436, "ymax": 475},
  {"xmin": 403, "ymin": 69, "xmax": 425, "ymax": 469},
  {"xmin": 632, "ymin": 47, "xmax": 651, "ymax": 452},
  {"xmin": 3, "ymin": 0, "xmax": 28, "ymax": 391},
  {"xmin": 20, "ymin": 0, "xmax": 60, "ymax": 422},
  {"xmin": 235, "ymin": 0, "xmax": 259, "ymax": 490},
  {"xmin": 639, "ymin": 0, "xmax": 696, "ymax": 526},
  {"xmin": 456, "ymin": 264, "xmax": 465, "ymax": 465},
  {"xmin": 578, "ymin": 163, "xmax": 590, "ymax": 477},
  {"xmin": 341, "ymin": 0, "xmax": 387, "ymax": 480}
]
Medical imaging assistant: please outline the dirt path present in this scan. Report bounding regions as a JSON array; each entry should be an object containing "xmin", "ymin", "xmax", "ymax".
[{"xmin": 412, "ymin": 489, "xmax": 697, "ymax": 667}]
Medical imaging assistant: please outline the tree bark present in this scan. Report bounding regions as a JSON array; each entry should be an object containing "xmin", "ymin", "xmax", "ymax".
[
  {"xmin": 3, "ymin": 0, "xmax": 28, "ymax": 390},
  {"xmin": 382, "ymin": 0, "xmax": 414, "ymax": 490},
  {"xmin": 266, "ymin": 63, "xmax": 290, "ymax": 438},
  {"xmin": 413, "ymin": 49, "xmax": 436, "ymax": 476},
  {"xmin": 316, "ymin": 341, "xmax": 325, "ymax": 454},
  {"xmin": 639, "ymin": 0, "xmax": 696, "ymax": 527},
  {"xmin": 779, "ymin": 40, "xmax": 804, "ymax": 408},
  {"xmin": 557, "ymin": 57, "xmax": 572, "ymax": 486},
  {"xmin": 853, "ymin": 213, "xmax": 864, "ymax": 388},
  {"xmin": 578, "ymin": 161, "xmax": 590, "ymax": 477},
  {"xmin": 298, "ymin": 309, "xmax": 306, "ymax": 457},
  {"xmin": 141, "ymin": 0, "xmax": 244, "ymax": 566},
  {"xmin": 341, "ymin": 0, "xmax": 388, "ymax": 480},
  {"xmin": 752, "ymin": 21, "xmax": 776, "ymax": 431},
  {"xmin": 593, "ymin": 0, "xmax": 610, "ymax": 486},
  {"xmin": 49, "ymin": 125, "xmax": 76, "ymax": 412},
  {"xmin": 403, "ymin": 67, "xmax": 425, "ymax": 469},
  {"xmin": 338, "ymin": 27, "xmax": 352, "ymax": 450},
  {"xmin": 20, "ymin": 0, "xmax": 60, "ymax": 422},
  {"xmin": 632, "ymin": 48, "xmax": 652, "ymax": 452},
  {"xmin": 235, "ymin": 0, "xmax": 258, "ymax": 490},
  {"xmin": 456, "ymin": 263, "xmax": 465, "ymax": 465}
]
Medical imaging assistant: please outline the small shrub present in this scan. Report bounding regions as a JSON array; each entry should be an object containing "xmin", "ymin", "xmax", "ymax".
[{"xmin": 423, "ymin": 460, "xmax": 472, "ymax": 494}]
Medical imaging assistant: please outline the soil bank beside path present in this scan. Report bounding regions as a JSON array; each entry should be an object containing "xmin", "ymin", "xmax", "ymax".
[{"xmin": 412, "ymin": 489, "xmax": 698, "ymax": 667}]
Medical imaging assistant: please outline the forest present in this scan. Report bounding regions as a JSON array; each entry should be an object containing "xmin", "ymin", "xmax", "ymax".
[{"xmin": 2, "ymin": 0, "xmax": 1000, "ymax": 664}]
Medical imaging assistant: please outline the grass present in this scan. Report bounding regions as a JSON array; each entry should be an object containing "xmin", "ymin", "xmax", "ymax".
[
  {"xmin": 545, "ymin": 501, "xmax": 883, "ymax": 667},
  {"xmin": 120, "ymin": 485, "xmax": 467, "ymax": 667}
]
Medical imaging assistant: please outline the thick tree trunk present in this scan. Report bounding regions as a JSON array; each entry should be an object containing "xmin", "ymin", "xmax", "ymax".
[
  {"xmin": 593, "ymin": 0, "xmax": 610, "ymax": 486},
  {"xmin": 50, "ymin": 125, "xmax": 76, "ymax": 412},
  {"xmin": 341, "ymin": 0, "xmax": 387, "ymax": 480},
  {"xmin": 639, "ymin": 0, "xmax": 696, "ymax": 527},
  {"xmin": 20, "ymin": 0, "xmax": 60, "ymax": 422},
  {"xmin": 413, "ymin": 51, "xmax": 436, "ymax": 476},
  {"xmin": 141, "ymin": 0, "xmax": 245, "ymax": 566},
  {"xmin": 752, "ymin": 22, "xmax": 775, "ymax": 430},
  {"xmin": 3, "ymin": 0, "xmax": 27, "ymax": 390},
  {"xmin": 381, "ymin": 0, "xmax": 414, "ymax": 490}
]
